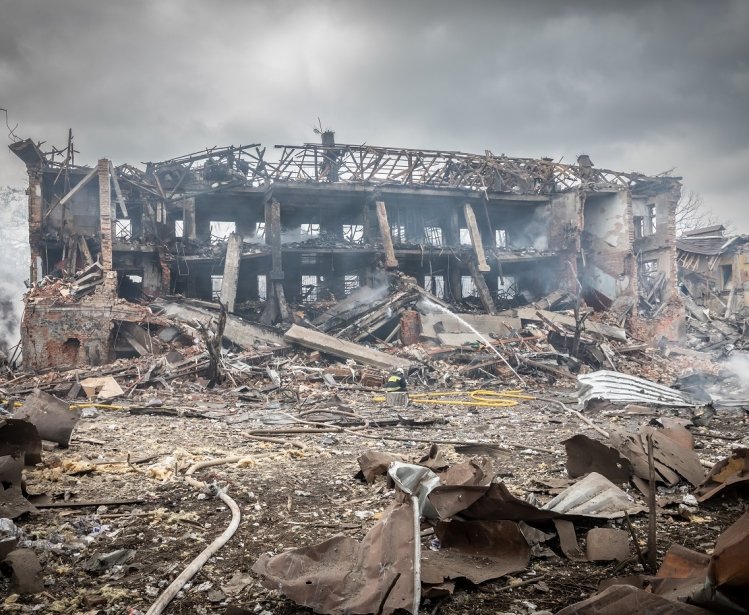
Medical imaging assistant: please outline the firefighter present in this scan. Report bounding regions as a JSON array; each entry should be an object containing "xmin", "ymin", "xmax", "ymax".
[{"xmin": 385, "ymin": 368, "xmax": 407, "ymax": 392}]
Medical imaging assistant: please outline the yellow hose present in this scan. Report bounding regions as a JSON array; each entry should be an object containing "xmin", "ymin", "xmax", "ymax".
[{"xmin": 373, "ymin": 389, "xmax": 534, "ymax": 407}]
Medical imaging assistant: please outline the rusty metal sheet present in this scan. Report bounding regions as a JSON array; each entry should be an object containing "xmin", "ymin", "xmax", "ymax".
[
  {"xmin": 420, "ymin": 520, "xmax": 530, "ymax": 585},
  {"xmin": 657, "ymin": 544, "xmax": 710, "ymax": 579},
  {"xmin": 430, "ymin": 482, "xmax": 560, "ymax": 522},
  {"xmin": 1, "ymin": 549, "xmax": 44, "ymax": 595},
  {"xmin": 694, "ymin": 449, "xmax": 749, "ymax": 502},
  {"xmin": 542, "ymin": 472, "xmax": 645, "ymax": 519},
  {"xmin": 649, "ymin": 512, "xmax": 749, "ymax": 613},
  {"xmin": 15, "ymin": 389, "xmax": 81, "ymax": 447},
  {"xmin": 252, "ymin": 500, "xmax": 417, "ymax": 615},
  {"xmin": 586, "ymin": 528, "xmax": 630, "ymax": 562},
  {"xmin": 646, "ymin": 429, "xmax": 705, "ymax": 487},
  {"xmin": 555, "ymin": 584, "xmax": 715, "ymax": 615},
  {"xmin": 356, "ymin": 450, "xmax": 401, "ymax": 483},
  {"xmin": 563, "ymin": 434, "xmax": 633, "ymax": 485},
  {"xmin": 0, "ymin": 418, "xmax": 42, "ymax": 465},
  {"xmin": 553, "ymin": 519, "xmax": 586, "ymax": 561},
  {"xmin": 438, "ymin": 456, "xmax": 494, "ymax": 487},
  {"xmin": 0, "ymin": 454, "xmax": 37, "ymax": 519},
  {"xmin": 710, "ymin": 511, "xmax": 749, "ymax": 590},
  {"xmin": 610, "ymin": 425, "xmax": 704, "ymax": 489}
]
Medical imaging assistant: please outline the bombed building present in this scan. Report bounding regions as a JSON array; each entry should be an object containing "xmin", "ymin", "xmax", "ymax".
[{"xmin": 9, "ymin": 133, "xmax": 682, "ymax": 370}]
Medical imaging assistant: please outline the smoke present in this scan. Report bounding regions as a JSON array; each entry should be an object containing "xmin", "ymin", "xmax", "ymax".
[
  {"xmin": 715, "ymin": 351, "xmax": 749, "ymax": 398},
  {"xmin": 0, "ymin": 187, "xmax": 29, "ymax": 358},
  {"xmin": 511, "ymin": 206, "xmax": 550, "ymax": 251}
]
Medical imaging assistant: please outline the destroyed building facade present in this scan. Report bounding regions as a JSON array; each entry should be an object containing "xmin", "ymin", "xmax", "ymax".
[
  {"xmin": 9, "ymin": 134, "xmax": 682, "ymax": 369},
  {"xmin": 677, "ymin": 225, "xmax": 749, "ymax": 319}
]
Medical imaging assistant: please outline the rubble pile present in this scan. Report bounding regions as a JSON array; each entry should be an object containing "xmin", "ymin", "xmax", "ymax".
[{"xmin": 1, "ymin": 266, "xmax": 749, "ymax": 614}]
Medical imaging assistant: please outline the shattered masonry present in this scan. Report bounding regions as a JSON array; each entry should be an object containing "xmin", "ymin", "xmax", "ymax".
[{"xmin": 10, "ymin": 134, "xmax": 681, "ymax": 369}]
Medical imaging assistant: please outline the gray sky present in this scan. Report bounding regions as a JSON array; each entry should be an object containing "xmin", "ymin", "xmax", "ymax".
[{"xmin": 1, "ymin": 0, "xmax": 748, "ymax": 229}]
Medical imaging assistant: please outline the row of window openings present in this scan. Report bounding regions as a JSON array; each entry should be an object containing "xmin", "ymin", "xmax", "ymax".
[
  {"xmin": 422, "ymin": 274, "xmax": 516, "ymax": 299},
  {"xmin": 118, "ymin": 218, "xmax": 509, "ymax": 249},
  {"xmin": 210, "ymin": 273, "xmax": 515, "ymax": 303},
  {"xmin": 210, "ymin": 274, "xmax": 361, "ymax": 303},
  {"xmin": 390, "ymin": 226, "xmax": 507, "ymax": 248}
]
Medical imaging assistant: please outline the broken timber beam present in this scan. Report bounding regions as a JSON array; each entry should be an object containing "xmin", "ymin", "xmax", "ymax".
[
  {"xmin": 467, "ymin": 260, "xmax": 497, "ymax": 315},
  {"xmin": 109, "ymin": 161, "xmax": 128, "ymax": 218},
  {"xmin": 44, "ymin": 166, "xmax": 98, "ymax": 219},
  {"xmin": 220, "ymin": 232, "xmax": 243, "ymax": 313},
  {"xmin": 77, "ymin": 236, "xmax": 93, "ymax": 267},
  {"xmin": 463, "ymin": 203, "xmax": 489, "ymax": 272},
  {"xmin": 284, "ymin": 324, "xmax": 412, "ymax": 371},
  {"xmin": 375, "ymin": 200, "xmax": 399, "ymax": 269}
]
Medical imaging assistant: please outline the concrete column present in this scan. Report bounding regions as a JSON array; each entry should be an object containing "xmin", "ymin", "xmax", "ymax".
[
  {"xmin": 27, "ymin": 166, "xmax": 44, "ymax": 282},
  {"xmin": 220, "ymin": 232, "xmax": 243, "ymax": 312},
  {"xmin": 375, "ymin": 200, "xmax": 398, "ymax": 269},
  {"xmin": 98, "ymin": 159, "xmax": 113, "ymax": 270},
  {"xmin": 464, "ymin": 203, "xmax": 490, "ymax": 272},
  {"xmin": 182, "ymin": 197, "xmax": 197, "ymax": 240}
]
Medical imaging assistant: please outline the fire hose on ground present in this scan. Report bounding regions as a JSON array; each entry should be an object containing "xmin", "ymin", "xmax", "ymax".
[{"xmin": 145, "ymin": 456, "xmax": 243, "ymax": 615}]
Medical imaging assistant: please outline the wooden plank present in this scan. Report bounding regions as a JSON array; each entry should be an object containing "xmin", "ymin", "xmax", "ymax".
[
  {"xmin": 514, "ymin": 308, "xmax": 627, "ymax": 342},
  {"xmin": 463, "ymin": 203, "xmax": 489, "ymax": 272},
  {"xmin": 467, "ymin": 260, "xmax": 497, "ymax": 315},
  {"xmin": 375, "ymin": 200, "xmax": 399, "ymax": 268},
  {"xmin": 284, "ymin": 324, "xmax": 411, "ymax": 371}
]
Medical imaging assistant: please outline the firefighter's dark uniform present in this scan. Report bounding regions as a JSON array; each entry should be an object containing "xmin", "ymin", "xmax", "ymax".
[{"xmin": 385, "ymin": 372, "xmax": 407, "ymax": 392}]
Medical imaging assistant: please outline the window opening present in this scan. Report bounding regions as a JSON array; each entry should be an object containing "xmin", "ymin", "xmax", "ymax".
[
  {"xmin": 115, "ymin": 219, "xmax": 132, "ymax": 241},
  {"xmin": 497, "ymin": 275, "xmax": 517, "ymax": 300},
  {"xmin": 257, "ymin": 275, "xmax": 267, "ymax": 300},
  {"xmin": 424, "ymin": 227, "xmax": 443, "ymax": 246},
  {"xmin": 423, "ymin": 275, "xmax": 445, "ymax": 298},
  {"xmin": 391, "ymin": 225, "xmax": 407, "ymax": 243},
  {"xmin": 647, "ymin": 204, "xmax": 657, "ymax": 235},
  {"xmin": 211, "ymin": 274, "xmax": 223, "ymax": 300},
  {"xmin": 461, "ymin": 276, "xmax": 478, "ymax": 298},
  {"xmin": 343, "ymin": 224, "xmax": 364, "ymax": 244},
  {"xmin": 301, "ymin": 275, "xmax": 323, "ymax": 303},
  {"xmin": 633, "ymin": 216, "xmax": 644, "ymax": 240},
  {"xmin": 301, "ymin": 223, "xmax": 320, "ymax": 238},
  {"xmin": 210, "ymin": 221, "xmax": 235, "ymax": 242},
  {"xmin": 255, "ymin": 222, "xmax": 266, "ymax": 240},
  {"xmin": 344, "ymin": 274, "xmax": 360, "ymax": 295}
]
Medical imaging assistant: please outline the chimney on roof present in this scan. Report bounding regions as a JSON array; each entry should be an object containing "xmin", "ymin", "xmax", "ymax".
[
  {"xmin": 321, "ymin": 130, "xmax": 335, "ymax": 147},
  {"xmin": 577, "ymin": 154, "xmax": 593, "ymax": 168}
]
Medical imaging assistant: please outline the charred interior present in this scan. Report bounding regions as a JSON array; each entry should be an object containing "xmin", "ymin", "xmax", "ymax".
[{"xmin": 10, "ymin": 135, "xmax": 682, "ymax": 370}]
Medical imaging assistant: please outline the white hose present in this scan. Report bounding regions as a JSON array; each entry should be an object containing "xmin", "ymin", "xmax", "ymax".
[
  {"xmin": 410, "ymin": 495, "xmax": 421, "ymax": 615},
  {"xmin": 145, "ymin": 457, "xmax": 243, "ymax": 615}
]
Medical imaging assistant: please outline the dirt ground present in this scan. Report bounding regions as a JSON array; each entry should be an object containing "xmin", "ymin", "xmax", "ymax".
[{"xmin": 5, "ymin": 378, "xmax": 749, "ymax": 615}]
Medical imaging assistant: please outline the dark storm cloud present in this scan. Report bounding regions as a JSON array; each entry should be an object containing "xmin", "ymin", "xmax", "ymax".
[{"xmin": 1, "ymin": 0, "xmax": 747, "ymax": 227}]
